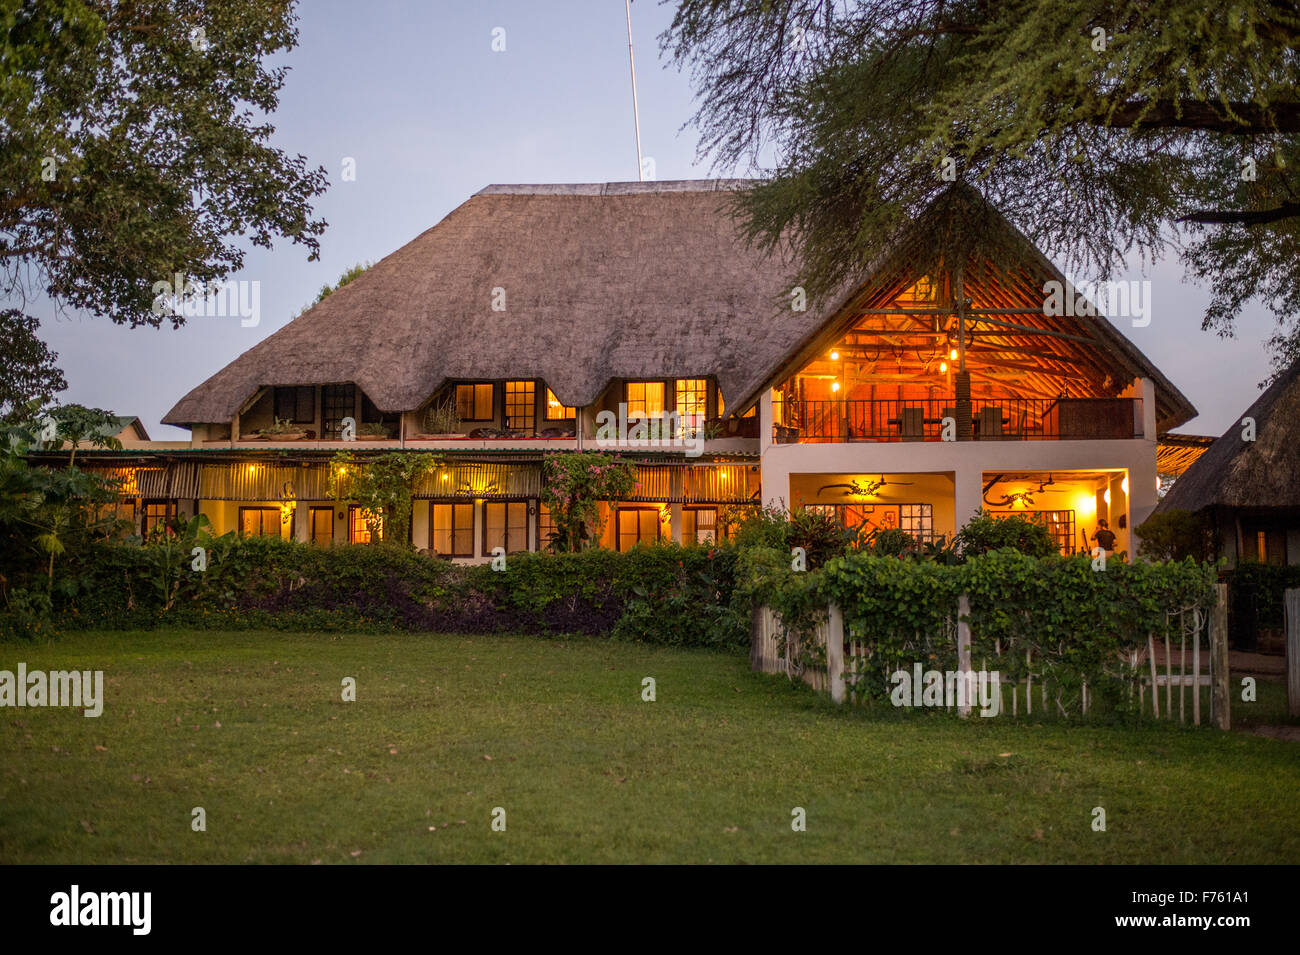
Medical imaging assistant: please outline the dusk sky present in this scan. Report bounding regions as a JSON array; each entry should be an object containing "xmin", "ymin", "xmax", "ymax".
[{"xmin": 26, "ymin": 0, "xmax": 1279, "ymax": 440}]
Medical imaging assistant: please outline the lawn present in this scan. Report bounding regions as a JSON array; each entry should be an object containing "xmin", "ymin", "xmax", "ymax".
[{"xmin": 1, "ymin": 630, "xmax": 1296, "ymax": 864}]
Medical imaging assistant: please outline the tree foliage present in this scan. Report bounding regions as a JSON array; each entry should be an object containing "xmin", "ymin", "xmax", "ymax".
[
  {"xmin": 664, "ymin": 0, "xmax": 1300, "ymax": 374},
  {"xmin": 0, "ymin": 0, "xmax": 328, "ymax": 331}
]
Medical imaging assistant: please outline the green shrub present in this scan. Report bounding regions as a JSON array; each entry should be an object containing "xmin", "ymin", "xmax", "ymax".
[
  {"xmin": 1136, "ymin": 508, "xmax": 1217, "ymax": 562},
  {"xmin": 955, "ymin": 510, "xmax": 1057, "ymax": 558}
]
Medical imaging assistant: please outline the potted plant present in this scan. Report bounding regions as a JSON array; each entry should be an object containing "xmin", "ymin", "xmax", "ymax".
[
  {"xmin": 421, "ymin": 396, "xmax": 463, "ymax": 439},
  {"xmin": 256, "ymin": 417, "xmax": 308, "ymax": 441},
  {"xmin": 355, "ymin": 422, "xmax": 391, "ymax": 441}
]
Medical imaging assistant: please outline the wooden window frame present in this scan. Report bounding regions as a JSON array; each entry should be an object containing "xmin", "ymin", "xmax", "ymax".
[
  {"xmin": 309, "ymin": 506, "xmax": 334, "ymax": 547},
  {"xmin": 273, "ymin": 386, "xmax": 315, "ymax": 424},
  {"xmin": 322, "ymin": 383, "xmax": 357, "ymax": 439},
  {"xmin": 544, "ymin": 388, "xmax": 576, "ymax": 421},
  {"xmin": 428, "ymin": 501, "xmax": 475, "ymax": 559},
  {"xmin": 504, "ymin": 381, "xmax": 536, "ymax": 432},
  {"xmin": 455, "ymin": 382, "xmax": 495, "ymax": 422},
  {"xmin": 348, "ymin": 504, "xmax": 385, "ymax": 545},
  {"xmin": 141, "ymin": 499, "xmax": 173, "ymax": 538},
  {"xmin": 624, "ymin": 381, "xmax": 667, "ymax": 417},
  {"xmin": 239, "ymin": 506, "xmax": 281, "ymax": 538},
  {"xmin": 616, "ymin": 506, "xmax": 662, "ymax": 553},
  {"xmin": 482, "ymin": 499, "xmax": 531, "ymax": 556},
  {"xmin": 684, "ymin": 506, "xmax": 719, "ymax": 544}
]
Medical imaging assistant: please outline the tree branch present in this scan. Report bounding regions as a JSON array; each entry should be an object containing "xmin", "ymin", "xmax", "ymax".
[
  {"xmin": 1105, "ymin": 100, "xmax": 1300, "ymax": 134},
  {"xmin": 1177, "ymin": 201, "xmax": 1300, "ymax": 225}
]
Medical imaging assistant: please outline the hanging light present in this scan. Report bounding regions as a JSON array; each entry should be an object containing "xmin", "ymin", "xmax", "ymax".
[
  {"xmin": 830, "ymin": 350, "xmax": 840, "ymax": 361},
  {"xmin": 831, "ymin": 381, "xmax": 841, "ymax": 393}
]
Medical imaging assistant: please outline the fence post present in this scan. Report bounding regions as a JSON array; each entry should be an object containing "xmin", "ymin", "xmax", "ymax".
[
  {"xmin": 957, "ymin": 594, "xmax": 972, "ymax": 718},
  {"xmin": 1211, "ymin": 581, "xmax": 1230, "ymax": 731},
  {"xmin": 827, "ymin": 603, "xmax": 846, "ymax": 704},
  {"xmin": 1286, "ymin": 589, "xmax": 1300, "ymax": 718}
]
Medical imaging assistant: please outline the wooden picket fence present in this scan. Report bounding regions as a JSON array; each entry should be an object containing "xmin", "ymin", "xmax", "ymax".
[{"xmin": 752, "ymin": 583, "xmax": 1232, "ymax": 728}]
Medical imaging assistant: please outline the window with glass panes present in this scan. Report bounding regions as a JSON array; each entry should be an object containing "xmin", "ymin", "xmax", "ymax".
[
  {"xmin": 349, "ymin": 506, "xmax": 384, "ymax": 544},
  {"xmin": 273, "ymin": 386, "xmax": 315, "ymax": 424},
  {"xmin": 617, "ymin": 507, "xmax": 661, "ymax": 552},
  {"xmin": 456, "ymin": 383, "xmax": 495, "ymax": 421},
  {"xmin": 483, "ymin": 501, "xmax": 529, "ymax": 554},
  {"xmin": 141, "ymin": 501, "xmax": 171, "ymax": 537},
  {"xmin": 544, "ymin": 388, "xmax": 575, "ymax": 420},
  {"xmin": 675, "ymin": 378, "xmax": 708, "ymax": 437},
  {"xmin": 322, "ymin": 384, "xmax": 356, "ymax": 439},
  {"xmin": 309, "ymin": 507, "xmax": 334, "ymax": 546},
  {"xmin": 625, "ymin": 381, "xmax": 665, "ymax": 417},
  {"xmin": 538, "ymin": 503, "xmax": 557, "ymax": 551},
  {"xmin": 682, "ymin": 507, "xmax": 718, "ymax": 544},
  {"xmin": 430, "ymin": 503, "xmax": 474, "ymax": 558},
  {"xmin": 504, "ymin": 381, "xmax": 536, "ymax": 431},
  {"xmin": 240, "ymin": 507, "xmax": 280, "ymax": 538}
]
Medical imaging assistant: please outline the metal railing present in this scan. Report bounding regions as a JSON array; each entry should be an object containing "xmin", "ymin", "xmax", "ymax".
[{"xmin": 771, "ymin": 397, "xmax": 1142, "ymax": 443}]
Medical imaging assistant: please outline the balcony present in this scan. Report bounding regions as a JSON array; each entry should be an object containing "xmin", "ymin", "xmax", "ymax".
[{"xmin": 771, "ymin": 397, "xmax": 1143, "ymax": 443}]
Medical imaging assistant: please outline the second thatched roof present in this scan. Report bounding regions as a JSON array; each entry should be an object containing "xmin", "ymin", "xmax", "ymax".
[{"xmin": 1156, "ymin": 359, "xmax": 1300, "ymax": 511}]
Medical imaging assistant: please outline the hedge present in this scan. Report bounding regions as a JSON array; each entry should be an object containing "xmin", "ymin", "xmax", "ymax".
[{"xmin": 35, "ymin": 535, "xmax": 747, "ymax": 649}]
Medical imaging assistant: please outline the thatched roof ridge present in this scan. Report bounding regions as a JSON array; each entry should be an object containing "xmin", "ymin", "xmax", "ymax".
[
  {"xmin": 1155, "ymin": 360, "xmax": 1300, "ymax": 512},
  {"xmin": 164, "ymin": 180, "xmax": 1194, "ymax": 429}
]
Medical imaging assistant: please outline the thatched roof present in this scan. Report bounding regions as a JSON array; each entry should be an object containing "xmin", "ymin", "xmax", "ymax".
[
  {"xmin": 1157, "ymin": 432, "xmax": 1214, "ymax": 476},
  {"xmin": 164, "ymin": 180, "xmax": 1194, "ymax": 429},
  {"xmin": 1156, "ymin": 359, "xmax": 1300, "ymax": 512}
]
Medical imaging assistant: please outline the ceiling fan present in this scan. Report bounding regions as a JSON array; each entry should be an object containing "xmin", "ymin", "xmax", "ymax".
[{"xmin": 817, "ymin": 475, "xmax": 914, "ymax": 498}]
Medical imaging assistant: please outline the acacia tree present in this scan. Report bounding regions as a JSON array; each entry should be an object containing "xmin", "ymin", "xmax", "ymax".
[
  {"xmin": 0, "ymin": 0, "xmax": 328, "ymax": 396},
  {"xmin": 665, "ymin": 1, "xmax": 1300, "ymax": 374}
]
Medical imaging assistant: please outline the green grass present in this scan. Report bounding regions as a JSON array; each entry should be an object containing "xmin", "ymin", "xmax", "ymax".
[{"xmin": 1, "ymin": 630, "xmax": 1296, "ymax": 864}]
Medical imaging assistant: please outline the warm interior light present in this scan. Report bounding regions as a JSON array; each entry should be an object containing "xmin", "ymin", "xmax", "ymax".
[
  {"xmin": 1121, "ymin": 476, "xmax": 1129, "ymax": 495},
  {"xmin": 440, "ymin": 471, "xmax": 449, "ymax": 482},
  {"xmin": 949, "ymin": 349, "xmax": 958, "ymax": 361},
  {"xmin": 830, "ymin": 350, "xmax": 840, "ymax": 361},
  {"xmin": 720, "ymin": 471, "xmax": 729, "ymax": 481},
  {"xmin": 1156, "ymin": 477, "xmax": 1162, "ymax": 492},
  {"xmin": 939, "ymin": 362, "xmax": 948, "ymax": 373},
  {"xmin": 246, "ymin": 464, "xmax": 258, "ymax": 474},
  {"xmin": 1075, "ymin": 494, "xmax": 1097, "ymax": 518},
  {"xmin": 830, "ymin": 381, "xmax": 841, "ymax": 392},
  {"xmin": 1103, "ymin": 488, "xmax": 1112, "ymax": 506}
]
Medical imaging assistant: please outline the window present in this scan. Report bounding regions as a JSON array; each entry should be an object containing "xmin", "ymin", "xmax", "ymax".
[
  {"xmin": 625, "ymin": 381, "xmax": 665, "ymax": 417},
  {"xmin": 617, "ymin": 507, "xmax": 661, "ymax": 552},
  {"xmin": 538, "ymin": 503, "xmax": 557, "ymax": 551},
  {"xmin": 683, "ymin": 507, "xmax": 717, "ymax": 544},
  {"xmin": 322, "ymin": 384, "xmax": 356, "ymax": 439},
  {"xmin": 504, "ymin": 381, "xmax": 536, "ymax": 432},
  {"xmin": 430, "ymin": 503, "xmax": 474, "ymax": 558},
  {"xmin": 897, "ymin": 504, "xmax": 935, "ymax": 543},
  {"xmin": 240, "ymin": 507, "xmax": 281, "ymax": 538},
  {"xmin": 141, "ymin": 500, "xmax": 171, "ymax": 538},
  {"xmin": 456, "ymin": 383, "xmax": 495, "ymax": 421},
  {"xmin": 676, "ymin": 378, "xmax": 708, "ymax": 437},
  {"xmin": 349, "ymin": 506, "xmax": 384, "ymax": 544},
  {"xmin": 717, "ymin": 389, "xmax": 756, "ymax": 418},
  {"xmin": 309, "ymin": 507, "xmax": 334, "ymax": 547},
  {"xmin": 360, "ymin": 393, "xmax": 399, "ymax": 427},
  {"xmin": 274, "ymin": 386, "xmax": 315, "ymax": 424},
  {"xmin": 989, "ymin": 509, "xmax": 1073, "ymax": 555},
  {"xmin": 483, "ymin": 501, "xmax": 529, "ymax": 555},
  {"xmin": 545, "ymin": 388, "xmax": 575, "ymax": 420}
]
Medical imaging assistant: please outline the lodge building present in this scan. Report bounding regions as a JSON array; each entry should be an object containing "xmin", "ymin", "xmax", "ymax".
[{"xmin": 42, "ymin": 180, "xmax": 1199, "ymax": 561}]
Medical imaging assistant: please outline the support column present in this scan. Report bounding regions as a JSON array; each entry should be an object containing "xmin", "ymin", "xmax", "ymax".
[
  {"xmin": 953, "ymin": 465, "xmax": 983, "ymax": 538},
  {"xmin": 669, "ymin": 502, "xmax": 683, "ymax": 544}
]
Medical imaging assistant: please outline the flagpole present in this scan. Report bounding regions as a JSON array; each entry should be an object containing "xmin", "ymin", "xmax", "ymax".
[{"xmin": 625, "ymin": 0, "xmax": 644, "ymax": 180}]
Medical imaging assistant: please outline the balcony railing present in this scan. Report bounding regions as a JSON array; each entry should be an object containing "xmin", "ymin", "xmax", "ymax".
[{"xmin": 771, "ymin": 397, "xmax": 1143, "ymax": 443}]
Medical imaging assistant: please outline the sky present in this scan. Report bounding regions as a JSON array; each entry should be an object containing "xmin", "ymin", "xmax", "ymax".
[{"xmin": 25, "ymin": 0, "xmax": 1282, "ymax": 440}]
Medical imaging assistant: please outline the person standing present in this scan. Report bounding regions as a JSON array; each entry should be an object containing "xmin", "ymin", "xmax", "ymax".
[{"xmin": 1091, "ymin": 518, "xmax": 1117, "ymax": 555}]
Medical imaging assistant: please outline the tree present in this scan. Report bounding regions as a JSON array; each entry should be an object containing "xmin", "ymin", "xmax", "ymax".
[
  {"xmin": 296, "ymin": 262, "xmax": 372, "ymax": 316},
  {"xmin": 664, "ymin": 1, "xmax": 1300, "ymax": 375},
  {"xmin": 0, "ymin": 0, "xmax": 328, "ymax": 339},
  {"xmin": 0, "ymin": 310, "xmax": 66, "ymax": 421}
]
